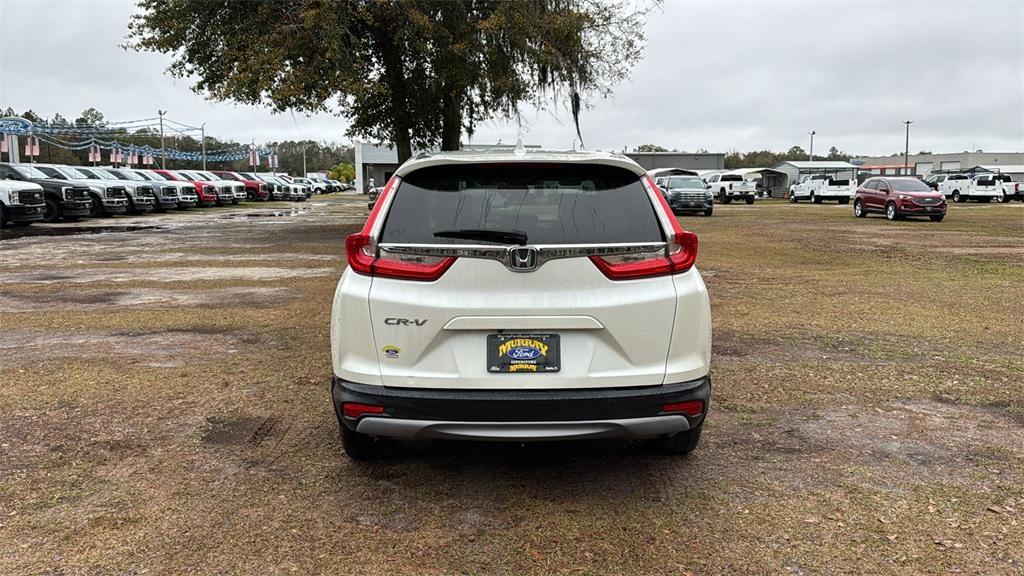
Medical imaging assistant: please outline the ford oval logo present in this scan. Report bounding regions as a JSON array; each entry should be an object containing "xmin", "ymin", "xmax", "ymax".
[{"xmin": 506, "ymin": 346, "xmax": 542, "ymax": 360}]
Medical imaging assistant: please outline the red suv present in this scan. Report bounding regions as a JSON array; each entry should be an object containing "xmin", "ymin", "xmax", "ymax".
[
  {"xmin": 212, "ymin": 170, "xmax": 271, "ymax": 201},
  {"xmin": 854, "ymin": 177, "xmax": 946, "ymax": 222}
]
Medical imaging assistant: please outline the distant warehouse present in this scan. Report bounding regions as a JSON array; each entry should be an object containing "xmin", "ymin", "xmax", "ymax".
[
  {"xmin": 852, "ymin": 152, "xmax": 1024, "ymax": 176},
  {"xmin": 625, "ymin": 152, "xmax": 725, "ymax": 172}
]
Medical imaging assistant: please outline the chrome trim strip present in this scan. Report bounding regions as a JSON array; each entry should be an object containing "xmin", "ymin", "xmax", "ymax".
[{"xmin": 378, "ymin": 242, "xmax": 666, "ymax": 272}]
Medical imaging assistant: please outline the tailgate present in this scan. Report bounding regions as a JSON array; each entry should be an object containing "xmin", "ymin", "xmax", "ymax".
[{"xmin": 368, "ymin": 257, "xmax": 677, "ymax": 390}]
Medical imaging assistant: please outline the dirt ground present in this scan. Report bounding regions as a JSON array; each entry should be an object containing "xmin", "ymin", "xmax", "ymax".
[{"xmin": 1, "ymin": 196, "xmax": 1022, "ymax": 575}]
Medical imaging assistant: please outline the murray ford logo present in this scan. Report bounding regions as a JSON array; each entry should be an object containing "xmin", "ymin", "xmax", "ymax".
[
  {"xmin": 499, "ymin": 338, "xmax": 548, "ymax": 361},
  {"xmin": 508, "ymin": 247, "xmax": 538, "ymax": 272}
]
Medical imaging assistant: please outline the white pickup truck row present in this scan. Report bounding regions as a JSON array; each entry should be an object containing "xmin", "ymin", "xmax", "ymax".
[
  {"xmin": 789, "ymin": 174, "xmax": 856, "ymax": 204},
  {"xmin": 935, "ymin": 173, "xmax": 1019, "ymax": 203}
]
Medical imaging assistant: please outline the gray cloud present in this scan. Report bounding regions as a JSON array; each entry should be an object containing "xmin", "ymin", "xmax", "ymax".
[{"xmin": 1, "ymin": 0, "xmax": 1021, "ymax": 156}]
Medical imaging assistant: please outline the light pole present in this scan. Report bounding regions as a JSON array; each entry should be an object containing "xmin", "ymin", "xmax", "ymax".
[
  {"xmin": 302, "ymin": 144, "xmax": 307, "ymax": 176},
  {"xmin": 903, "ymin": 120, "xmax": 913, "ymax": 175},
  {"xmin": 158, "ymin": 110, "xmax": 166, "ymax": 169},
  {"xmin": 808, "ymin": 131, "xmax": 816, "ymax": 161},
  {"xmin": 201, "ymin": 122, "xmax": 207, "ymax": 170}
]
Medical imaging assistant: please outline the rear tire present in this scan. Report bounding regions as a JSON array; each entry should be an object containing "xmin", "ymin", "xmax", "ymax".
[
  {"xmin": 341, "ymin": 425, "xmax": 387, "ymax": 461},
  {"xmin": 1001, "ymin": 194, "xmax": 1011, "ymax": 203},
  {"xmin": 703, "ymin": 206, "xmax": 713, "ymax": 216},
  {"xmin": 745, "ymin": 196, "xmax": 754, "ymax": 205},
  {"xmin": 811, "ymin": 192, "xmax": 821, "ymax": 204},
  {"xmin": 0, "ymin": 204, "xmax": 9, "ymax": 227},
  {"xmin": 952, "ymin": 190, "xmax": 962, "ymax": 203},
  {"xmin": 839, "ymin": 197, "xmax": 850, "ymax": 205},
  {"xmin": 651, "ymin": 423, "xmax": 702, "ymax": 455}
]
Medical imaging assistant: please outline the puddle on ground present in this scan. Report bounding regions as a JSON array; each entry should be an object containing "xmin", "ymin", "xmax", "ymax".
[
  {"xmin": 218, "ymin": 207, "xmax": 313, "ymax": 221},
  {"xmin": 0, "ymin": 224, "xmax": 168, "ymax": 240}
]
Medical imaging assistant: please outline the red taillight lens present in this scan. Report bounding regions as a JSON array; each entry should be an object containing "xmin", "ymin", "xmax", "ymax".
[
  {"xmin": 342, "ymin": 403, "xmax": 385, "ymax": 419},
  {"xmin": 345, "ymin": 232, "xmax": 456, "ymax": 281},
  {"xmin": 345, "ymin": 233, "xmax": 376, "ymax": 275},
  {"xmin": 344, "ymin": 176, "xmax": 456, "ymax": 281},
  {"xmin": 662, "ymin": 400, "xmax": 704, "ymax": 416},
  {"xmin": 588, "ymin": 174, "xmax": 700, "ymax": 280}
]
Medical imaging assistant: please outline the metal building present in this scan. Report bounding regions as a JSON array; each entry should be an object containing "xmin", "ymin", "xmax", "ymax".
[
  {"xmin": 852, "ymin": 152, "xmax": 1024, "ymax": 176},
  {"xmin": 772, "ymin": 161, "xmax": 858, "ymax": 194},
  {"xmin": 625, "ymin": 152, "xmax": 725, "ymax": 172},
  {"xmin": 354, "ymin": 141, "xmax": 542, "ymax": 194}
]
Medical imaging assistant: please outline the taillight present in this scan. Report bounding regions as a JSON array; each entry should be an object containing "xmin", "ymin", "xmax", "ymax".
[
  {"xmin": 345, "ymin": 177, "xmax": 456, "ymax": 281},
  {"xmin": 345, "ymin": 233, "xmax": 456, "ymax": 281},
  {"xmin": 590, "ymin": 176, "xmax": 698, "ymax": 280}
]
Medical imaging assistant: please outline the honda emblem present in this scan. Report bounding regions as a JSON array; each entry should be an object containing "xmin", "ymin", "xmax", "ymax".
[{"xmin": 508, "ymin": 247, "xmax": 538, "ymax": 271}]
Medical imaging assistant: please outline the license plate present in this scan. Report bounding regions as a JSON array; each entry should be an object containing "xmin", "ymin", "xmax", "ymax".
[{"xmin": 487, "ymin": 334, "xmax": 560, "ymax": 373}]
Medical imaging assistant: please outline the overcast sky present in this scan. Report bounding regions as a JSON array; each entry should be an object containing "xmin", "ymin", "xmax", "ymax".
[{"xmin": 1, "ymin": 0, "xmax": 1021, "ymax": 156}]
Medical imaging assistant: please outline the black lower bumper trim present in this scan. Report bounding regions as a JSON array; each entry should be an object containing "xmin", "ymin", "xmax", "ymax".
[
  {"xmin": 10, "ymin": 205, "xmax": 46, "ymax": 222},
  {"xmin": 332, "ymin": 375, "xmax": 710, "ymax": 430}
]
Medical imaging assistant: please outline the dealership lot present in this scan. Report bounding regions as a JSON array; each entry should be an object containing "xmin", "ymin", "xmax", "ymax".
[{"xmin": 0, "ymin": 197, "xmax": 1021, "ymax": 574}]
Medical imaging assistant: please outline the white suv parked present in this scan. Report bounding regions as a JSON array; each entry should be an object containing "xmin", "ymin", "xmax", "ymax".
[{"xmin": 330, "ymin": 150, "xmax": 712, "ymax": 459}]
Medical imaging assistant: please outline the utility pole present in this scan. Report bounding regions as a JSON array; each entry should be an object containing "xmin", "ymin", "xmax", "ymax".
[
  {"xmin": 158, "ymin": 110, "xmax": 167, "ymax": 169},
  {"xmin": 302, "ymin": 144, "xmax": 307, "ymax": 176},
  {"xmin": 808, "ymin": 131, "xmax": 816, "ymax": 161},
  {"xmin": 201, "ymin": 122, "xmax": 207, "ymax": 170},
  {"xmin": 903, "ymin": 120, "xmax": 913, "ymax": 175}
]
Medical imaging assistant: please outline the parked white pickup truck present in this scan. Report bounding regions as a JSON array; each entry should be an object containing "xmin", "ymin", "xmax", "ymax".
[
  {"xmin": 939, "ymin": 173, "xmax": 1017, "ymax": 203},
  {"xmin": 705, "ymin": 173, "xmax": 756, "ymax": 204},
  {"xmin": 789, "ymin": 174, "xmax": 855, "ymax": 204}
]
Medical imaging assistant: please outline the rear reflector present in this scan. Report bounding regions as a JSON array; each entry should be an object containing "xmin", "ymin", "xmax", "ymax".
[
  {"xmin": 342, "ymin": 403, "xmax": 385, "ymax": 419},
  {"xmin": 662, "ymin": 400, "xmax": 704, "ymax": 417}
]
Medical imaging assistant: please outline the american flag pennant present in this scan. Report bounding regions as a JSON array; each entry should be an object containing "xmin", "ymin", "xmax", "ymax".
[{"xmin": 31, "ymin": 137, "xmax": 40, "ymax": 156}]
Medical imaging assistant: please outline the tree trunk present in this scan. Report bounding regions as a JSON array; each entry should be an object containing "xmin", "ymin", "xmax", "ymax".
[
  {"xmin": 393, "ymin": 130, "xmax": 412, "ymax": 165},
  {"xmin": 376, "ymin": 7, "xmax": 414, "ymax": 164},
  {"xmin": 440, "ymin": 85, "xmax": 462, "ymax": 151}
]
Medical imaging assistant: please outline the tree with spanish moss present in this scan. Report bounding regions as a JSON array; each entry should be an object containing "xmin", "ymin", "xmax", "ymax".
[{"xmin": 127, "ymin": 0, "xmax": 653, "ymax": 163}]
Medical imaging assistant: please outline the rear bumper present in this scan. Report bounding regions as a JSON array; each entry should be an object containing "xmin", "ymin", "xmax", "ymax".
[{"xmin": 332, "ymin": 375, "xmax": 710, "ymax": 441}]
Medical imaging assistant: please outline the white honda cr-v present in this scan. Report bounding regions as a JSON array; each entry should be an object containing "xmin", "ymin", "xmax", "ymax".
[{"xmin": 330, "ymin": 149, "xmax": 711, "ymax": 459}]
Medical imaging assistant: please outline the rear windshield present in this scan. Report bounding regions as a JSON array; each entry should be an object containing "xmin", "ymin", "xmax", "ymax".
[
  {"xmin": 720, "ymin": 174, "xmax": 743, "ymax": 182},
  {"xmin": 890, "ymin": 179, "xmax": 931, "ymax": 192},
  {"xmin": 380, "ymin": 164, "xmax": 663, "ymax": 245}
]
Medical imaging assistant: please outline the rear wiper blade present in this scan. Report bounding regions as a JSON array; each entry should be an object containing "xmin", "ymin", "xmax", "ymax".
[{"xmin": 434, "ymin": 228, "xmax": 528, "ymax": 245}]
